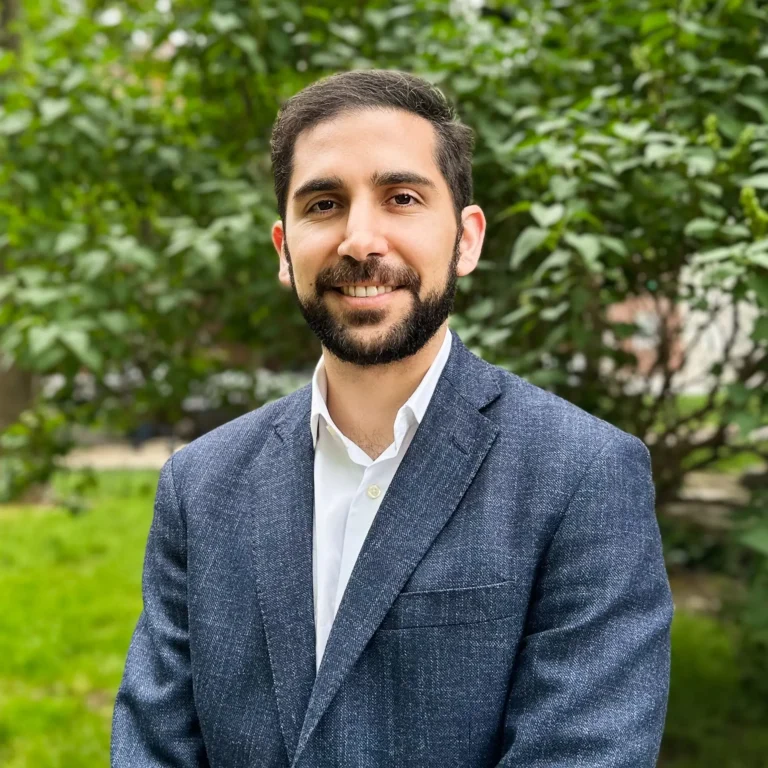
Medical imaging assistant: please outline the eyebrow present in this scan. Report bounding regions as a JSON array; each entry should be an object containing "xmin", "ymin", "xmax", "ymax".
[{"xmin": 291, "ymin": 170, "xmax": 438, "ymax": 203}]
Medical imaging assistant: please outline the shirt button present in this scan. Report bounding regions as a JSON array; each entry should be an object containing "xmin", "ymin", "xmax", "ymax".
[{"xmin": 367, "ymin": 484, "xmax": 381, "ymax": 499}]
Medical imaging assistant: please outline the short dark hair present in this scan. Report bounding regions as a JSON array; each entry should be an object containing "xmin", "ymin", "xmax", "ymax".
[{"xmin": 270, "ymin": 69, "xmax": 475, "ymax": 223}]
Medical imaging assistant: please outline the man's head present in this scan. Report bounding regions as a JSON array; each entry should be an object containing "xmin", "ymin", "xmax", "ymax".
[{"xmin": 269, "ymin": 69, "xmax": 486, "ymax": 367}]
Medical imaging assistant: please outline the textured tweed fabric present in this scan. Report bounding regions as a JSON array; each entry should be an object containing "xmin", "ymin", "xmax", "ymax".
[{"xmin": 111, "ymin": 335, "xmax": 674, "ymax": 767}]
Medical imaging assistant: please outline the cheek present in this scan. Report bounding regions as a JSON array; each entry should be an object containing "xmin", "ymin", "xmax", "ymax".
[{"xmin": 290, "ymin": 229, "xmax": 339, "ymax": 278}]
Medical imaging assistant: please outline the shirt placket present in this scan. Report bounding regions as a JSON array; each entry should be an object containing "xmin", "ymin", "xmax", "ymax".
[{"xmin": 333, "ymin": 460, "xmax": 387, "ymax": 613}]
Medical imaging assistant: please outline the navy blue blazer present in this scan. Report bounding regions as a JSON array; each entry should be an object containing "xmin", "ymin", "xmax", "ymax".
[{"xmin": 111, "ymin": 334, "xmax": 674, "ymax": 767}]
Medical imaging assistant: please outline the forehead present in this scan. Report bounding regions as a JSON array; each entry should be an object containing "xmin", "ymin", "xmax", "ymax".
[{"xmin": 289, "ymin": 108, "xmax": 442, "ymax": 193}]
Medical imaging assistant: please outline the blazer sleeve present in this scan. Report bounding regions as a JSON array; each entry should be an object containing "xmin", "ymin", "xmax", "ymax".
[
  {"xmin": 111, "ymin": 456, "xmax": 210, "ymax": 767},
  {"xmin": 494, "ymin": 433, "xmax": 674, "ymax": 768}
]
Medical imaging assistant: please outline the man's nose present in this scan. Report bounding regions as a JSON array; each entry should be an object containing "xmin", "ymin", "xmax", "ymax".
[{"xmin": 338, "ymin": 205, "xmax": 390, "ymax": 261}]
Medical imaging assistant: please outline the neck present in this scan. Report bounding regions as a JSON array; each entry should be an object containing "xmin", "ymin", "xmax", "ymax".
[{"xmin": 321, "ymin": 323, "xmax": 449, "ymax": 459}]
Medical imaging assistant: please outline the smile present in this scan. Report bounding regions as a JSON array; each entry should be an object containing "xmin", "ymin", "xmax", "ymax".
[
  {"xmin": 334, "ymin": 285, "xmax": 398, "ymax": 297},
  {"xmin": 330, "ymin": 285, "xmax": 405, "ymax": 304}
]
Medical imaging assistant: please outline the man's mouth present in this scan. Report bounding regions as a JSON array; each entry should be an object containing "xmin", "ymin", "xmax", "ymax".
[{"xmin": 331, "ymin": 284, "xmax": 403, "ymax": 298}]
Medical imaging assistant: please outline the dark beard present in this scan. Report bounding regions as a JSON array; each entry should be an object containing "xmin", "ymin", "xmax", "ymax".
[{"xmin": 284, "ymin": 229, "xmax": 462, "ymax": 367}]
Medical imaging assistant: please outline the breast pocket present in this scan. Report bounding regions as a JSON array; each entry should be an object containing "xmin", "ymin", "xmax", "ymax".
[{"xmin": 378, "ymin": 579, "xmax": 519, "ymax": 631}]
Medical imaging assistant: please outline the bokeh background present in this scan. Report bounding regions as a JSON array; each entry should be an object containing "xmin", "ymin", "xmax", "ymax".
[{"xmin": 1, "ymin": 0, "xmax": 767, "ymax": 765}]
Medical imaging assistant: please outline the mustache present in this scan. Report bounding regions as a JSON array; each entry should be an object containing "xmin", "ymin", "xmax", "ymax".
[{"xmin": 316, "ymin": 258, "xmax": 420, "ymax": 292}]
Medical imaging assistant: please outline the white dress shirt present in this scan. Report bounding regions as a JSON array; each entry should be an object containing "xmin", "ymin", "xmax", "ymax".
[{"xmin": 309, "ymin": 328, "xmax": 453, "ymax": 672}]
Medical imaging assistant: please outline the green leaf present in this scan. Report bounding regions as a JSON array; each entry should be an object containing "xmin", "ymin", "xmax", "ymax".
[
  {"xmin": 739, "ymin": 525, "xmax": 768, "ymax": 557},
  {"xmin": 210, "ymin": 11, "xmax": 241, "ymax": 34},
  {"xmin": 329, "ymin": 23, "xmax": 365, "ymax": 46},
  {"xmin": 0, "ymin": 110, "xmax": 32, "ymax": 135},
  {"xmin": 540, "ymin": 301, "xmax": 569, "ymax": 321},
  {"xmin": 480, "ymin": 328, "xmax": 511, "ymax": 347},
  {"xmin": 510, "ymin": 227, "xmax": 550, "ymax": 269},
  {"xmin": 750, "ymin": 274, "xmax": 768, "ymax": 307},
  {"xmin": 693, "ymin": 245, "xmax": 746, "ymax": 265},
  {"xmin": 735, "ymin": 95, "xmax": 768, "ymax": 124},
  {"xmin": 514, "ymin": 106, "xmax": 539, "ymax": 122},
  {"xmin": 564, "ymin": 233, "xmax": 602, "ymax": 271},
  {"xmin": 549, "ymin": 175, "xmax": 579, "ymax": 201},
  {"xmin": 61, "ymin": 66, "xmax": 87, "ymax": 92},
  {"xmin": 684, "ymin": 218, "xmax": 719, "ymax": 239},
  {"xmin": 536, "ymin": 118, "xmax": 569, "ymax": 135},
  {"xmin": 499, "ymin": 304, "xmax": 536, "ymax": 326},
  {"xmin": 157, "ymin": 146, "xmax": 181, "ymax": 168},
  {"xmin": 645, "ymin": 144, "xmax": 679, "ymax": 164},
  {"xmin": 71, "ymin": 116, "xmax": 105, "ymax": 144},
  {"xmin": 194, "ymin": 239, "xmax": 223, "ymax": 263},
  {"xmin": 233, "ymin": 34, "xmax": 265, "ymax": 71},
  {"xmin": 531, "ymin": 203, "xmax": 565, "ymax": 228},
  {"xmin": 99, "ymin": 311, "xmax": 132, "ymax": 335},
  {"xmin": 695, "ymin": 180, "xmax": 723, "ymax": 198},
  {"xmin": 580, "ymin": 150, "xmax": 608, "ymax": 170},
  {"xmin": 60, "ymin": 329, "xmax": 102, "ymax": 371},
  {"xmin": 533, "ymin": 249, "xmax": 571, "ymax": 281},
  {"xmin": 589, "ymin": 172, "xmax": 620, "ymax": 190},
  {"xmin": 0, "ymin": 276, "xmax": 18, "ymax": 303},
  {"xmin": 40, "ymin": 98, "xmax": 70, "ymax": 124},
  {"xmin": 613, "ymin": 157, "xmax": 644, "ymax": 174},
  {"xmin": 28, "ymin": 326, "xmax": 59, "ymax": 357},
  {"xmin": 686, "ymin": 148, "xmax": 716, "ymax": 176},
  {"xmin": 739, "ymin": 174, "xmax": 768, "ymax": 190},
  {"xmin": 107, "ymin": 237, "xmax": 157, "ymax": 270},
  {"xmin": 747, "ymin": 239, "xmax": 768, "ymax": 257},
  {"xmin": 752, "ymin": 315, "xmax": 768, "ymax": 341},
  {"xmin": 600, "ymin": 236, "xmax": 628, "ymax": 256},
  {"xmin": 75, "ymin": 250, "xmax": 110, "ymax": 280},
  {"xmin": 55, "ymin": 228, "xmax": 87, "ymax": 255},
  {"xmin": 156, "ymin": 294, "xmax": 178, "ymax": 314},
  {"xmin": 641, "ymin": 11, "xmax": 671, "ymax": 35},
  {"xmin": 722, "ymin": 224, "xmax": 750, "ymax": 240},
  {"xmin": 16, "ymin": 287, "xmax": 67, "ymax": 306},
  {"xmin": 591, "ymin": 84, "xmax": 622, "ymax": 100},
  {"xmin": 13, "ymin": 171, "xmax": 38, "ymax": 193},
  {"xmin": 613, "ymin": 121, "xmax": 649, "ymax": 142},
  {"xmin": 494, "ymin": 201, "xmax": 531, "ymax": 223},
  {"xmin": 731, "ymin": 411, "xmax": 762, "ymax": 436},
  {"xmin": 746, "ymin": 251, "xmax": 768, "ymax": 269},
  {"xmin": 466, "ymin": 298, "xmax": 495, "ymax": 321}
]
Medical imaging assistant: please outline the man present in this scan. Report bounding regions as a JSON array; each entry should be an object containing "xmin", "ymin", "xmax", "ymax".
[{"xmin": 112, "ymin": 69, "xmax": 674, "ymax": 767}]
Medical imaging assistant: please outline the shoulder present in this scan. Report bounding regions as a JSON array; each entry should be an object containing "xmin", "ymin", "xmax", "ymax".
[
  {"xmin": 482, "ymin": 360, "xmax": 649, "ymax": 465},
  {"xmin": 167, "ymin": 383, "xmax": 310, "ymax": 486}
]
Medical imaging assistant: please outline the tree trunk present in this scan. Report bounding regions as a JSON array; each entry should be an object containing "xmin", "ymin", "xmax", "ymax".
[
  {"xmin": 0, "ymin": 0, "xmax": 20, "ymax": 54},
  {"xmin": 0, "ymin": 364, "xmax": 37, "ymax": 432},
  {"xmin": 0, "ymin": 0, "xmax": 36, "ymax": 440}
]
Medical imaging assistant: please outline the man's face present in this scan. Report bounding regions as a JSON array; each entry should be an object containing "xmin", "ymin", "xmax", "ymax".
[{"xmin": 272, "ymin": 108, "xmax": 480, "ymax": 367}]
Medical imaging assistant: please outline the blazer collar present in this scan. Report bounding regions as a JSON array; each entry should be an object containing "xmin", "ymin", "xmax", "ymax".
[
  {"xmin": 250, "ymin": 334, "xmax": 502, "ymax": 766},
  {"xmin": 279, "ymin": 330, "xmax": 501, "ymax": 440}
]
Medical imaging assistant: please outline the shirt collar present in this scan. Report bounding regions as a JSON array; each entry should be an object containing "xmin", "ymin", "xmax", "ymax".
[{"xmin": 310, "ymin": 328, "xmax": 453, "ymax": 450}]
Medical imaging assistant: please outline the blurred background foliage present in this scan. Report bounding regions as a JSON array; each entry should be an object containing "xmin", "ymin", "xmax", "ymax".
[{"xmin": 0, "ymin": 0, "xmax": 767, "ymax": 764}]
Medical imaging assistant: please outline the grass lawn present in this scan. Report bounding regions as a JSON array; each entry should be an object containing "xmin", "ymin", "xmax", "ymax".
[
  {"xmin": 0, "ymin": 470, "xmax": 157, "ymax": 766},
  {"xmin": 0, "ymin": 469, "xmax": 766, "ymax": 766}
]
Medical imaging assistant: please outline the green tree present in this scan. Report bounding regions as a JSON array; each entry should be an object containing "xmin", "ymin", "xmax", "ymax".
[{"xmin": 1, "ymin": 0, "xmax": 766, "ymax": 511}]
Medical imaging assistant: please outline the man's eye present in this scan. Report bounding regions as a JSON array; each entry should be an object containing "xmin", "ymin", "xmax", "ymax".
[
  {"xmin": 309, "ymin": 200, "xmax": 337, "ymax": 214},
  {"xmin": 392, "ymin": 193, "xmax": 416, "ymax": 206}
]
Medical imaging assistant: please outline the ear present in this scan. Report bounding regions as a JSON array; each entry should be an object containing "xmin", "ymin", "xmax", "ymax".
[
  {"xmin": 455, "ymin": 205, "xmax": 486, "ymax": 278},
  {"xmin": 271, "ymin": 220, "xmax": 292, "ymax": 288}
]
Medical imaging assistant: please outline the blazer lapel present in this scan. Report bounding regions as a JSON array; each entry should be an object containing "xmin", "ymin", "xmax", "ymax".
[
  {"xmin": 249, "ymin": 386, "xmax": 317, "ymax": 766},
  {"xmin": 293, "ymin": 336, "xmax": 502, "ymax": 767}
]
